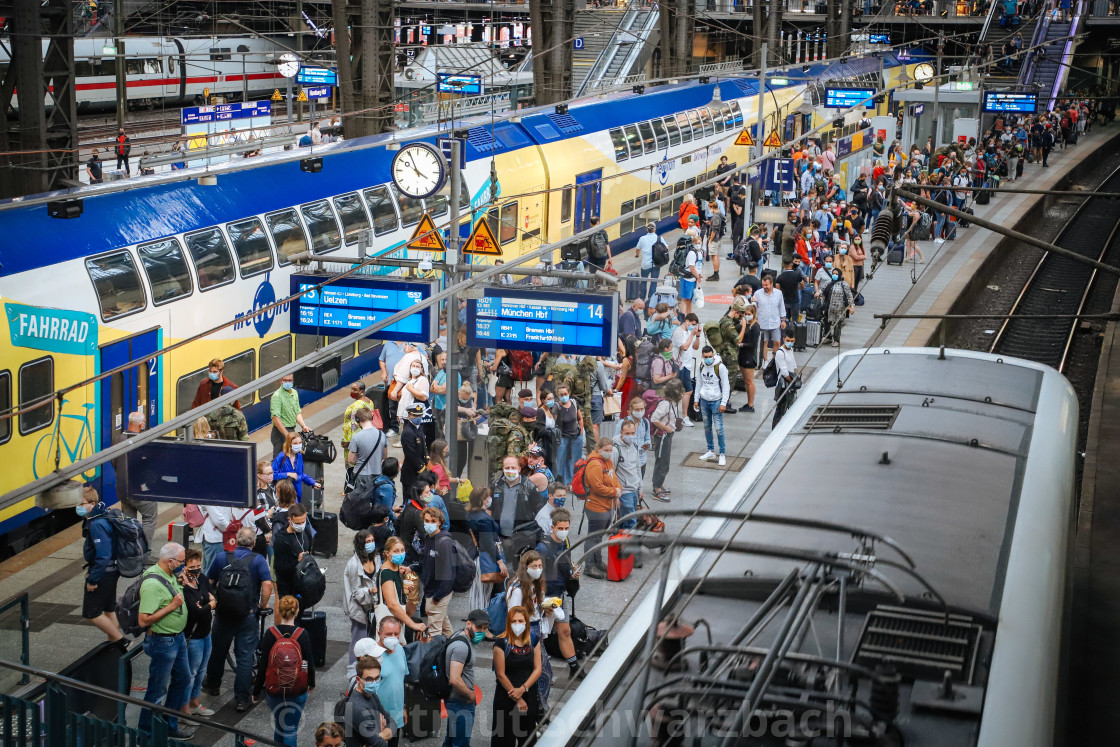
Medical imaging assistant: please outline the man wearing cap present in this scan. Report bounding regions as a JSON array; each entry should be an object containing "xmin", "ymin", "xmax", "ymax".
[
  {"xmin": 634, "ymin": 222, "xmax": 662, "ymax": 305},
  {"xmin": 400, "ymin": 403, "xmax": 428, "ymax": 498}
]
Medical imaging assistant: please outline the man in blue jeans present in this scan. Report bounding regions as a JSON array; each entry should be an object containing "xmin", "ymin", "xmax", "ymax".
[
  {"xmin": 696, "ymin": 346, "xmax": 731, "ymax": 467},
  {"xmin": 444, "ymin": 610, "xmax": 491, "ymax": 746},
  {"xmin": 611, "ymin": 420, "xmax": 646, "ymax": 568},
  {"xmin": 634, "ymin": 222, "xmax": 662, "ymax": 306},
  {"xmin": 137, "ymin": 542, "xmax": 195, "ymax": 739},
  {"xmin": 203, "ymin": 526, "xmax": 273, "ymax": 712}
]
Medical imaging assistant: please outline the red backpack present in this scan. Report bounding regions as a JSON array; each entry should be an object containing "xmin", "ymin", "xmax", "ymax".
[
  {"xmin": 264, "ymin": 627, "xmax": 308, "ymax": 696},
  {"xmin": 571, "ymin": 455, "xmax": 606, "ymax": 500},
  {"xmin": 222, "ymin": 509, "xmax": 254, "ymax": 552},
  {"xmin": 509, "ymin": 350, "xmax": 533, "ymax": 382}
]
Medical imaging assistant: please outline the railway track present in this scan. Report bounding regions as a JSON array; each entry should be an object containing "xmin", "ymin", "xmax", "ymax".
[{"xmin": 989, "ymin": 164, "xmax": 1120, "ymax": 371}]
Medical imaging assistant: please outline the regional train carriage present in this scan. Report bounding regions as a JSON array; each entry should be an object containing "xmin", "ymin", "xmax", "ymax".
[
  {"xmin": 0, "ymin": 53, "xmax": 926, "ymax": 555},
  {"xmin": 1, "ymin": 36, "xmax": 291, "ymax": 113},
  {"xmin": 538, "ymin": 348, "xmax": 1078, "ymax": 747}
]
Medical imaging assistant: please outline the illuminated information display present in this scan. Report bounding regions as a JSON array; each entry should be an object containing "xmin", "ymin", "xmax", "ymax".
[
  {"xmin": 466, "ymin": 288, "xmax": 618, "ymax": 357},
  {"xmin": 824, "ymin": 87, "xmax": 876, "ymax": 109},
  {"xmin": 290, "ymin": 274, "xmax": 436, "ymax": 343},
  {"xmin": 982, "ymin": 91, "xmax": 1038, "ymax": 113}
]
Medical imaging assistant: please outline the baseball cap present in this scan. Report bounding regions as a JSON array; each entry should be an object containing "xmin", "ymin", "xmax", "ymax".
[{"xmin": 527, "ymin": 444, "xmax": 545, "ymax": 457}]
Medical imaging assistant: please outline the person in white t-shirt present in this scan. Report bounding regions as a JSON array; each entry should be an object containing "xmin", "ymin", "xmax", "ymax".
[{"xmin": 670, "ymin": 312, "xmax": 702, "ymax": 427}]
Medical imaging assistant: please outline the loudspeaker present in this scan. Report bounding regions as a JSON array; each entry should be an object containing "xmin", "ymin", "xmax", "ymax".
[{"xmin": 293, "ymin": 355, "xmax": 341, "ymax": 392}]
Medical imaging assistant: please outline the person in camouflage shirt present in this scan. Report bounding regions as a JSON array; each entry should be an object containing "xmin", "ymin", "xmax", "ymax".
[{"xmin": 206, "ymin": 386, "xmax": 248, "ymax": 441}]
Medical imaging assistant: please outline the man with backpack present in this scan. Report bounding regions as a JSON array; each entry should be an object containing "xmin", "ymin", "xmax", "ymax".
[
  {"xmin": 203, "ymin": 526, "xmax": 274, "ymax": 712},
  {"xmin": 696, "ymin": 346, "xmax": 731, "ymax": 467},
  {"xmin": 79, "ymin": 486, "xmax": 125, "ymax": 641},
  {"xmin": 585, "ymin": 216, "xmax": 611, "ymax": 271},
  {"xmin": 253, "ymin": 595, "xmax": 315, "ymax": 746},
  {"xmin": 419, "ymin": 506, "xmax": 461, "ymax": 637},
  {"xmin": 136, "ymin": 542, "xmax": 195, "ymax": 740},
  {"xmin": 634, "ymin": 222, "xmax": 664, "ymax": 305},
  {"xmin": 334, "ymin": 655, "xmax": 396, "ymax": 747},
  {"xmin": 346, "ymin": 407, "xmax": 386, "ymax": 495},
  {"xmin": 442, "ymin": 610, "xmax": 491, "ymax": 747}
]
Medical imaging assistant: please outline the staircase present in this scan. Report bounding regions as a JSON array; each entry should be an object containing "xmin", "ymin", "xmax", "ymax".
[
  {"xmin": 572, "ymin": 9, "xmax": 626, "ymax": 95},
  {"xmin": 572, "ymin": 3, "xmax": 660, "ymax": 96},
  {"xmin": 1029, "ymin": 19, "xmax": 1071, "ymax": 105},
  {"xmin": 982, "ymin": 15, "xmax": 1038, "ymax": 86}
]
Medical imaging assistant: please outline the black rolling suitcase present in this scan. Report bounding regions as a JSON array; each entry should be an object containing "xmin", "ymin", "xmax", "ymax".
[
  {"xmin": 300, "ymin": 609, "xmax": 327, "ymax": 668},
  {"xmin": 404, "ymin": 684, "xmax": 441, "ymax": 739},
  {"xmin": 310, "ymin": 510, "xmax": 338, "ymax": 557},
  {"xmin": 959, "ymin": 207, "xmax": 974, "ymax": 228},
  {"xmin": 792, "ymin": 321, "xmax": 807, "ymax": 352},
  {"xmin": 974, "ymin": 185, "xmax": 991, "ymax": 205},
  {"xmin": 887, "ymin": 241, "xmax": 905, "ymax": 266}
]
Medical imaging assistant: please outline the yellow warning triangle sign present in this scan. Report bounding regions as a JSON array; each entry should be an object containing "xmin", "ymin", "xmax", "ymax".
[
  {"xmin": 462, "ymin": 217, "xmax": 503, "ymax": 256},
  {"xmin": 271, "ymin": 89, "xmax": 283, "ymax": 101},
  {"xmin": 406, "ymin": 213, "xmax": 447, "ymax": 254},
  {"xmin": 734, "ymin": 129, "xmax": 755, "ymax": 146},
  {"xmin": 762, "ymin": 130, "xmax": 783, "ymax": 148},
  {"xmin": 296, "ymin": 88, "xmax": 308, "ymax": 102}
]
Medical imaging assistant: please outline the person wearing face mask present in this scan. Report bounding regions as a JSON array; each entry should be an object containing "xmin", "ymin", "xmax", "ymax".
[
  {"xmin": 538, "ymin": 509, "xmax": 582, "ymax": 678},
  {"xmin": 137, "ymin": 542, "xmax": 195, "ymax": 739},
  {"xmin": 733, "ymin": 302, "xmax": 761, "ymax": 413},
  {"xmin": 533, "ymin": 390, "xmax": 561, "ymax": 468},
  {"xmin": 503, "ymin": 552, "xmax": 564, "ymax": 707},
  {"xmin": 438, "ymin": 610, "xmax": 491, "ymax": 746},
  {"xmin": 272, "ymin": 504, "xmax": 313, "ymax": 618},
  {"xmin": 335, "ymin": 655, "xmax": 396, "ymax": 747},
  {"xmin": 78, "ymin": 486, "xmax": 125, "ymax": 641},
  {"xmin": 180, "ymin": 548, "xmax": 216, "ymax": 718},
  {"xmin": 191, "ymin": 357, "xmax": 239, "ymax": 411},
  {"xmin": 582, "ymin": 438, "xmax": 621, "ymax": 579},
  {"xmin": 269, "ymin": 373, "xmax": 308, "ymax": 458},
  {"xmin": 419, "ymin": 507, "xmax": 458, "ymax": 637},
  {"xmin": 821, "ymin": 263, "xmax": 856, "ymax": 348},
  {"xmin": 374, "ymin": 615, "xmax": 407, "ymax": 743},
  {"xmin": 773, "ymin": 332, "xmax": 800, "ymax": 428},
  {"xmin": 611, "ymin": 421, "xmax": 646, "ymax": 553},
  {"xmin": 490, "ymin": 455, "xmax": 546, "ymax": 545},
  {"xmin": 670, "ymin": 312, "xmax": 701, "ymax": 425},
  {"xmin": 453, "ymin": 383, "xmax": 481, "ymax": 478},
  {"xmin": 491, "ymin": 606, "xmax": 543, "ymax": 745},
  {"xmin": 342, "ymin": 381, "xmax": 378, "ymax": 451},
  {"xmin": 396, "ymin": 356, "xmax": 431, "ymax": 442},
  {"xmin": 253, "ymin": 595, "xmax": 315, "ymax": 746},
  {"xmin": 344, "ymin": 530, "xmax": 380, "ymax": 679},
  {"xmin": 696, "ymin": 346, "xmax": 730, "ymax": 466},
  {"xmin": 849, "ymin": 236, "xmax": 867, "ymax": 295},
  {"xmin": 814, "ymin": 254, "xmax": 835, "ymax": 296},
  {"xmin": 378, "ymin": 537, "xmax": 428, "ymax": 639},
  {"xmin": 467, "ymin": 487, "xmax": 507, "ymax": 587},
  {"xmin": 524, "ymin": 444, "xmax": 554, "ymax": 509},
  {"xmin": 834, "ymin": 242, "xmax": 855, "ymax": 288},
  {"xmin": 400, "ymin": 403, "xmax": 429, "ymax": 499},
  {"xmin": 534, "ymin": 483, "xmax": 568, "ymax": 535},
  {"xmin": 271, "ymin": 431, "xmax": 321, "ymax": 504}
]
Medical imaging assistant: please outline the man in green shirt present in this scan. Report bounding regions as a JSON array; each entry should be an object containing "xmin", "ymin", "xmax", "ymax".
[
  {"xmin": 270, "ymin": 373, "xmax": 309, "ymax": 457},
  {"xmin": 137, "ymin": 542, "xmax": 195, "ymax": 739}
]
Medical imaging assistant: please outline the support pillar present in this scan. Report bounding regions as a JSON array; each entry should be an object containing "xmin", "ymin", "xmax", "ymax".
[
  {"xmin": 333, "ymin": 0, "xmax": 394, "ymax": 139},
  {"xmin": 529, "ymin": 0, "xmax": 574, "ymax": 105},
  {"xmin": 658, "ymin": 0, "xmax": 696, "ymax": 80}
]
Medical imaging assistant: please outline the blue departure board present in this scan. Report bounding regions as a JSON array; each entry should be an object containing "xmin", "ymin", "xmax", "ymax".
[
  {"xmin": 289, "ymin": 274, "xmax": 436, "ymax": 343},
  {"xmin": 824, "ymin": 87, "xmax": 876, "ymax": 109},
  {"xmin": 982, "ymin": 91, "xmax": 1038, "ymax": 113},
  {"xmin": 466, "ymin": 288, "xmax": 619, "ymax": 357}
]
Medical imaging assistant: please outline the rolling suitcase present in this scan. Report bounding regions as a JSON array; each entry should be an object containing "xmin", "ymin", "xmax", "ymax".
[
  {"xmin": 959, "ymin": 207, "xmax": 973, "ymax": 228},
  {"xmin": 300, "ymin": 609, "xmax": 327, "ymax": 668},
  {"xmin": 887, "ymin": 241, "xmax": 905, "ymax": 266},
  {"xmin": 625, "ymin": 273, "xmax": 643, "ymax": 302},
  {"xmin": 805, "ymin": 320, "xmax": 822, "ymax": 348},
  {"xmin": 404, "ymin": 683, "xmax": 441, "ymax": 739},
  {"xmin": 606, "ymin": 532, "xmax": 634, "ymax": 582},
  {"xmin": 974, "ymin": 186, "xmax": 991, "ymax": 206},
  {"xmin": 792, "ymin": 321, "xmax": 808, "ymax": 352},
  {"xmin": 310, "ymin": 511, "xmax": 338, "ymax": 557}
]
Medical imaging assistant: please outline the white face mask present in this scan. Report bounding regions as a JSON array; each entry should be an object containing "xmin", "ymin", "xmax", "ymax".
[
  {"xmin": 527, "ymin": 566, "xmax": 543, "ymax": 580},
  {"xmin": 411, "ymin": 366, "xmax": 422, "ymax": 377},
  {"xmin": 484, "ymin": 498, "xmax": 493, "ymax": 510},
  {"xmin": 382, "ymin": 636, "xmax": 399, "ymax": 651},
  {"xmin": 423, "ymin": 522, "xmax": 438, "ymax": 535},
  {"xmin": 503, "ymin": 468, "xmax": 519, "ymax": 481},
  {"xmin": 292, "ymin": 521, "xmax": 307, "ymax": 533},
  {"xmin": 511, "ymin": 622, "xmax": 527, "ymax": 637},
  {"xmin": 556, "ymin": 530, "xmax": 569, "ymax": 542},
  {"xmin": 292, "ymin": 443, "xmax": 303, "ymax": 453}
]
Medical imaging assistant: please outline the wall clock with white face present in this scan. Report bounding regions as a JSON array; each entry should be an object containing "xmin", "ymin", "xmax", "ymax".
[
  {"xmin": 391, "ymin": 142, "xmax": 447, "ymax": 199},
  {"xmin": 913, "ymin": 63, "xmax": 935, "ymax": 82}
]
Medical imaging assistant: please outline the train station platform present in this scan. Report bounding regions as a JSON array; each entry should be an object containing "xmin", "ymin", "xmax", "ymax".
[{"xmin": 0, "ymin": 122, "xmax": 1113, "ymax": 745}]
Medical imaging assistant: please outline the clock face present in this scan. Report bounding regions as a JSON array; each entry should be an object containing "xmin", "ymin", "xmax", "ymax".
[
  {"xmin": 392, "ymin": 143, "xmax": 447, "ymax": 199},
  {"xmin": 914, "ymin": 63, "xmax": 935, "ymax": 82},
  {"xmin": 278, "ymin": 53, "xmax": 299, "ymax": 78}
]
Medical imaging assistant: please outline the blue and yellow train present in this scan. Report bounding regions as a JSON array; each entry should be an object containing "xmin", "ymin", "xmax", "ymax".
[{"xmin": 0, "ymin": 51, "xmax": 924, "ymax": 555}]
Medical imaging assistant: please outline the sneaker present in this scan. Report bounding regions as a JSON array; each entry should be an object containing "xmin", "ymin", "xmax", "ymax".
[
  {"xmin": 168, "ymin": 726, "xmax": 197, "ymax": 740},
  {"xmin": 191, "ymin": 705, "xmax": 215, "ymax": 717},
  {"xmin": 683, "ymin": 419, "xmax": 695, "ymax": 427},
  {"xmin": 707, "ymin": 272, "xmax": 720, "ymax": 281},
  {"xmin": 699, "ymin": 450, "xmax": 717, "ymax": 462},
  {"xmin": 652, "ymin": 491, "xmax": 670, "ymax": 503},
  {"xmin": 718, "ymin": 455, "xmax": 726, "ymax": 466},
  {"xmin": 585, "ymin": 563, "xmax": 606, "ymax": 579},
  {"xmin": 201, "ymin": 681, "xmax": 220, "ymax": 698},
  {"xmin": 739, "ymin": 404, "xmax": 755, "ymax": 413},
  {"xmin": 235, "ymin": 701, "xmax": 252, "ymax": 713}
]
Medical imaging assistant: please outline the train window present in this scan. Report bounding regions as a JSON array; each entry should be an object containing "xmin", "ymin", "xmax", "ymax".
[
  {"xmin": 222, "ymin": 350, "xmax": 256, "ymax": 408},
  {"xmin": 137, "ymin": 238, "xmax": 192, "ymax": 306},
  {"xmin": 358, "ymin": 337, "xmax": 381, "ymax": 355},
  {"xmin": 620, "ymin": 200, "xmax": 634, "ymax": 235},
  {"xmin": 707, "ymin": 107, "xmax": 724, "ymax": 134},
  {"xmin": 167, "ymin": 57, "xmax": 175, "ymax": 74},
  {"xmin": 18, "ymin": 358, "xmax": 53, "ymax": 436},
  {"xmin": 638, "ymin": 122, "xmax": 656, "ymax": 153},
  {"xmin": 226, "ymin": 218, "xmax": 274, "ymax": 278},
  {"xmin": 97, "ymin": 57, "xmax": 117, "ymax": 77},
  {"xmin": 265, "ymin": 209, "xmax": 309, "ymax": 266},
  {"xmin": 389, "ymin": 186, "xmax": 423, "ymax": 228},
  {"xmin": 363, "ymin": 186, "xmax": 399, "ymax": 236},
  {"xmin": 673, "ymin": 182, "xmax": 685, "ymax": 212},
  {"xmin": 729, "ymin": 101, "xmax": 743, "ymax": 126},
  {"xmin": 624, "ymin": 125, "xmax": 643, "ymax": 156},
  {"xmin": 258, "ymin": 335, "xmax": 291, "ymax": 401},
  {"xmin": 74, "ymin": 60, "xmax": 94, "ymax": 77},
  {"xmin": 183, "ymin": 228, "xmax": 236, "ymax": 290},
  {"xmin": 675, "ymin": 112, "xmax": 693, "ymax": 143},
  {"xmin": 664, "ymin": 117, "xmax": 681, "ymax": 147},
  {"xmin": 333, "ymin": 192, "xmax": 371, "ymax": 246},
  {"xmin": 661, "ymin": 189, "xmax": 674, "ymax": 220},
  {"xmin": 687, "ymin": 110, "xmax": 703, "ymax": 139},
  {"xmin": 610, "ymin": 129, "xmax": 629, "ymax": 161},
  {"xmin": 650, "ymin": 119, "xmax": 669, "ymax": 150},
  {"xmin": 685, "ymin": 177, "xmax": 696, "ymax": 190},
  {"xmin": 649, "ymin": 190, "xmax": 660, "ymax": 216},
  {"xmin": 561, "ymin": 186, "xmax": 573, "ymax": 223},
  {"xmin": 0, "ymin": 371, "xmax": 9, "ymax": 444},
  {"xmin": 125, "ymin": 58, "xmax": 162, "ymax": 75},
  {"xmin": 326, "ymin": 337, "xmax": 356, "ymax": 362},
  {"xmin": 700, "ymin": 108, "xmax": 717, "ymax": 136},
  {"xmin": 635, "ymin": 195, "xmax": 648, "ymax": 214},
  {"xmin": 499, "ymin": 202, "xmax": 518, "ymax": 244},
  {"xmin": 720, "ymin": 102, "xmax": 735, "ymax": 129},
  {"xmin": 300, "ymin": 200, "xmax": 342, "ymax": 254},
  {"xmin": 486, "ymin": 208, "xmax": 500, "ymax": 242},
  {"xmin": 176, "ymin": 369, "xmax": 204, "ymax": 416},
  {"xmin": 86, "ymin": 251, "xmax": 146, "ymax": 321},
  {"xmin": 425, "ymin": 193, "xmax": 449, "ymax": 218},
  {"xmin": 294, "ymin": 334, "xmax": 320, "ymax": 362}
]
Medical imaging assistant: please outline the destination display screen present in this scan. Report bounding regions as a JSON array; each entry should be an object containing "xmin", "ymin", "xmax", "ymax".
[
  {"xmin": 289, "ymin": 274, "xmax": 436, "ymax": 343},
  {"xmin": 982, "ymin": 91, "xmax": 1038, "ymax": 113},
  {"xmin": 824, "ymin": 87, "xmax": 877, "ymax": 109},
  {"xmin": 466, "ymin": 288, "xmax": 618, "ymax": 357}
]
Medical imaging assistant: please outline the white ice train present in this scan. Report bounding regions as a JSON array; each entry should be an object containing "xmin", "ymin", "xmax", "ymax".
[
  {"xmin": 540, "ymin": 348, "xmax": 1078, "ymax": 747},
  {"xmin": 1, "ymin": 36, "xmax": 292, "ymax": 112}
]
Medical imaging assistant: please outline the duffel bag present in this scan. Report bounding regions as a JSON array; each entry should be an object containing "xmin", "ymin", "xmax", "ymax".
[{"xmin": 301, "ymin": 431, "xmax": 337, "ymax": 463}]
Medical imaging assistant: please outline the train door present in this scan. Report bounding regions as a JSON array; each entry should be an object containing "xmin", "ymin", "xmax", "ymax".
[
  {"xmin": 574, "ymin": 169, "xmax": 602, "ymax": 233},
  {"xmin": 98, "ymin": 329, "xmax": 160, "ymax": 506},
  {"xmin": 162, "ymin": 41, "xmax": 178, "ymax": 97}
]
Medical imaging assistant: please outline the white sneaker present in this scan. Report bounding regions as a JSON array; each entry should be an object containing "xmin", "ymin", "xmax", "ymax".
[
  {"xmin": 699, "ymin": 451, "xmax": 717, "ymax": 462},
  {"xmin": 683, "ymin": 419, "xmax": 695, "ymax": 427},
  {"xmin": 192, "ymin": 705, "xmax": 215, "ymax": 716},
  {"xmin": 718, "ymin": 455, "xmax": 726, "ymax": 466}
]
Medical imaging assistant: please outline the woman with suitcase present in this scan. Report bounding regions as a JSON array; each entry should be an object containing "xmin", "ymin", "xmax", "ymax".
[{"xmin": 271, "ymin": 432, "xmax": 321, "ymax": 504}]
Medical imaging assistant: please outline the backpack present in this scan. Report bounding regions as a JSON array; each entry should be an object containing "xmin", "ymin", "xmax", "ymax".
[
  {"xmin": 762, "ymin": 357, "xmax": 779, "ymax": 388},
  {"xmin": 652, "ymin": 237, "xmax": 669, "ymax": 267},
  {"xmin": 418, "ymin": 632, "xmax": 471, "ymax": 701},
  {"xmin": 571, "ymin": 455, "xmax": 606, "ymax": 499},
  {"xmin": 222, "ymin": 509, "xmax": 254, "ymax": 553},
  {"xmin": 641, "ymin": 388, "xmax": 663, "ymax": 417},
  {"xmin": 115, "ymin": 572, "xmax": 177, "ymax": 637},
  {"xmin": 589, "ymin": 231, "xmax": 609, "ymax": 261},
  {"xmin": 340, "ymin": 490, "xmax": 378, "ymax": 530},
  {"xmin": 509, "ymin": 350, "xmax": 533, "ymax": 382},
  {"xmin": 633, "ymin": 338, "xmax": 654, "ymax": 384},
  {"xmin": 97, "ymin": 509, "xmax": 149, "ymax": 578},
  {"xmin": 183, "ymin": 504, "xmax": 206, "ymax": 529},
  {"xmin": 264, "ymin": 627, "xmax": 309, "ymax": 696},
  {"xmin": 703, "ymin": 320, "xmax": 724, "ymax": 349},
  {"xmin": 447, "ymin": 537, "xmax": 477, "ymax": 594},
  {"xmin": 215, "ymin": 552, "xmax": 256, "ymax": 619},
  {"xmin": 295, "ymin": 553, "xmax": 326, "ymax": 607},
  {"xmin": 487, "ymin": 581, "xmax": 510, "ymax": 632},
  {"xmin": 668, "ymin": 237, "xmax": 693, "ymax": 278}
]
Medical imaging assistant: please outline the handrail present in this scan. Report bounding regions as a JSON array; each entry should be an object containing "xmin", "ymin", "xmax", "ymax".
[
  {"xmin": 1019, "ymin": 8, "xmax": 1051, "ymax": 87},
  {"xmin": 0, "ymin": 593, "xmax": 30, "ymax": 686},
  {"xmin": 979, "ymin": 0, "xmax": 1002, "ymax": 42},
  {"xmin": 0, "ymin": 656, "xmax": 286, "ymax": 746},
  {"xmin": 117, "ymin": 641, "xmax": 145, "ymax": 727}
]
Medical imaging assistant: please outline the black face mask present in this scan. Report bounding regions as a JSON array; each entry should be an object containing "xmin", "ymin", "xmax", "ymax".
[{"xmin": 187, "ymin": 569, "xmax": 201, "ymax": 580}]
